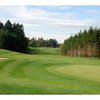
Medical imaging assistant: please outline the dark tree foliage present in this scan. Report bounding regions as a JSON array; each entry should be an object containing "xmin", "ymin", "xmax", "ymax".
[
  {"xmin": 61, "ymin": 27, "xmax": 100, "ymax": 58},
  {"xmin": 28, "ymin": 37, "xmax": 37, "ymax": 47},
  {"xmin": 0, "ymin": 22, "xmax": 3, "ymax": 29},
  {"xmin": 0, "ymin": 20, "xmax": 28, "ymax": 53},
  {"xmin": 29, "ymin": 37, "xmax": 59, "ymax": 48},
  {"xmin": 4, "ymin": 20, "xmax": 12, "ymax": 32}
]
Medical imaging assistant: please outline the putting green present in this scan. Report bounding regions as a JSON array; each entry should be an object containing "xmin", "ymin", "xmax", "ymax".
[{"xmin": 55, "ymin": 65, "xmax": 100, "ymax": 82}]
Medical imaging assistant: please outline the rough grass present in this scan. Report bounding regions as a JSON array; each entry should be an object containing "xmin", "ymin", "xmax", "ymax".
[{"xmin": 0, "ymin": 48, "xmax": 100, "ymax": 94}]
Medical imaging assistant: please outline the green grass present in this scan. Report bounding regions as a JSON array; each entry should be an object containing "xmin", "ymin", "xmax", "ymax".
[
  {"xmin": 28, "ymin": 47, "xmax": 60, "ymax": 55},
  {"xmin": 0, "ymin": 48, "xmax": 100, "ymax": 94}
]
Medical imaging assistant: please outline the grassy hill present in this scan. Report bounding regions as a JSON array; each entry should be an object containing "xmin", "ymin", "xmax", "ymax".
[{"xmin": 0, "ymin": 48, "xmax": 100, "ymax": 94}]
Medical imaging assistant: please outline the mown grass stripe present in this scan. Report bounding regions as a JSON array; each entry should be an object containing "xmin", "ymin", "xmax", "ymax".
[
  {"xmin": 0, "ymin": 59, "xmax": 14, "ymax": 72},
  {"xmin": 0, "ymin": 48, "xmax": 100, "ymax": 94}
]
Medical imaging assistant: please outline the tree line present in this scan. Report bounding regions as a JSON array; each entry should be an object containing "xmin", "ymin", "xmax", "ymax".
[
  {"xmin": 0, "ymin": 20, "xmax": 28, "ymax": 53},
  {"xmin": 0, "ymin": 20, "xmax": 59, "ymax": 53},
  {"xmin": 29, "ymin": 37, "xmax": 59, "ymax": 48},
  {"xmin": 61, "ymin": 27, "xmax": 100, "ymax": 58}
]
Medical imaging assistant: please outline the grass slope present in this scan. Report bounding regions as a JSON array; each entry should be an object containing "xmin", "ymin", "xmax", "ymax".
[{"xmin": 0, "ymin": 48, "xmax": 100, "ymax": 94}]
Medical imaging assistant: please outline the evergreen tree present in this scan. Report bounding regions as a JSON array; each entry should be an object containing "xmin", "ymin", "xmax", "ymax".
[
  {"xmin": 29, "ymin": 37, "xmax": 59, "ymax": 48},
  {"xmin": 61, "ymin": 27, "xmax": 100, "ymax": 58},
  {"xmin": 0, "ymin": 22, "xmax": 3, "ymax": 29},
  {"xmin": 0, "ymin": 20, "xmax": 28, "ymax": 53}
]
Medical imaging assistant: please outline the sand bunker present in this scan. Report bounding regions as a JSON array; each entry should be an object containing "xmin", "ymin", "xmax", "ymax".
[{"xmin": 0, "ymin": 58, "xmax": 7, "ymax": 59}]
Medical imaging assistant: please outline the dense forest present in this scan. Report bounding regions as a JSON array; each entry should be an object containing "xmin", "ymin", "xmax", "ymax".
[
  {"xmin": 0, "ymin": 20, "xmax": 28, "ymax": 52},
  {"xmin": 61, "ymin": 27, "xmax": 100, "ymax": 58},
  {"xmin": 29, "ymin": 37, "xmax": 59, "ymax": 48}
]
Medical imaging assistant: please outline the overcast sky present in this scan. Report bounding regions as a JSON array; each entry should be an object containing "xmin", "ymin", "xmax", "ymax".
[{"xmin": 0, "ymin": 6, "xmax": 100, "ymax": 43}]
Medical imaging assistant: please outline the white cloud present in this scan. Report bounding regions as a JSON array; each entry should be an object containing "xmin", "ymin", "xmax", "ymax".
[{"xmin": 0, "ymin": 6, "xmax": 99, "ymax": 43}]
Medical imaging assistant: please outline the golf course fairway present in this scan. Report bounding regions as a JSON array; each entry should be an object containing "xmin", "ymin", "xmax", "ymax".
[{"xmin": 0, "ymin": 48, "xmax": 100, "ymax": 94}]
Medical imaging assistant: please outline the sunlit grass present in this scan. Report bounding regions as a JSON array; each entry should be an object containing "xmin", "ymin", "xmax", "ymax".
[{"xmin": 0, "ymin": 48, "xmax": 100, "ymax": 94}]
